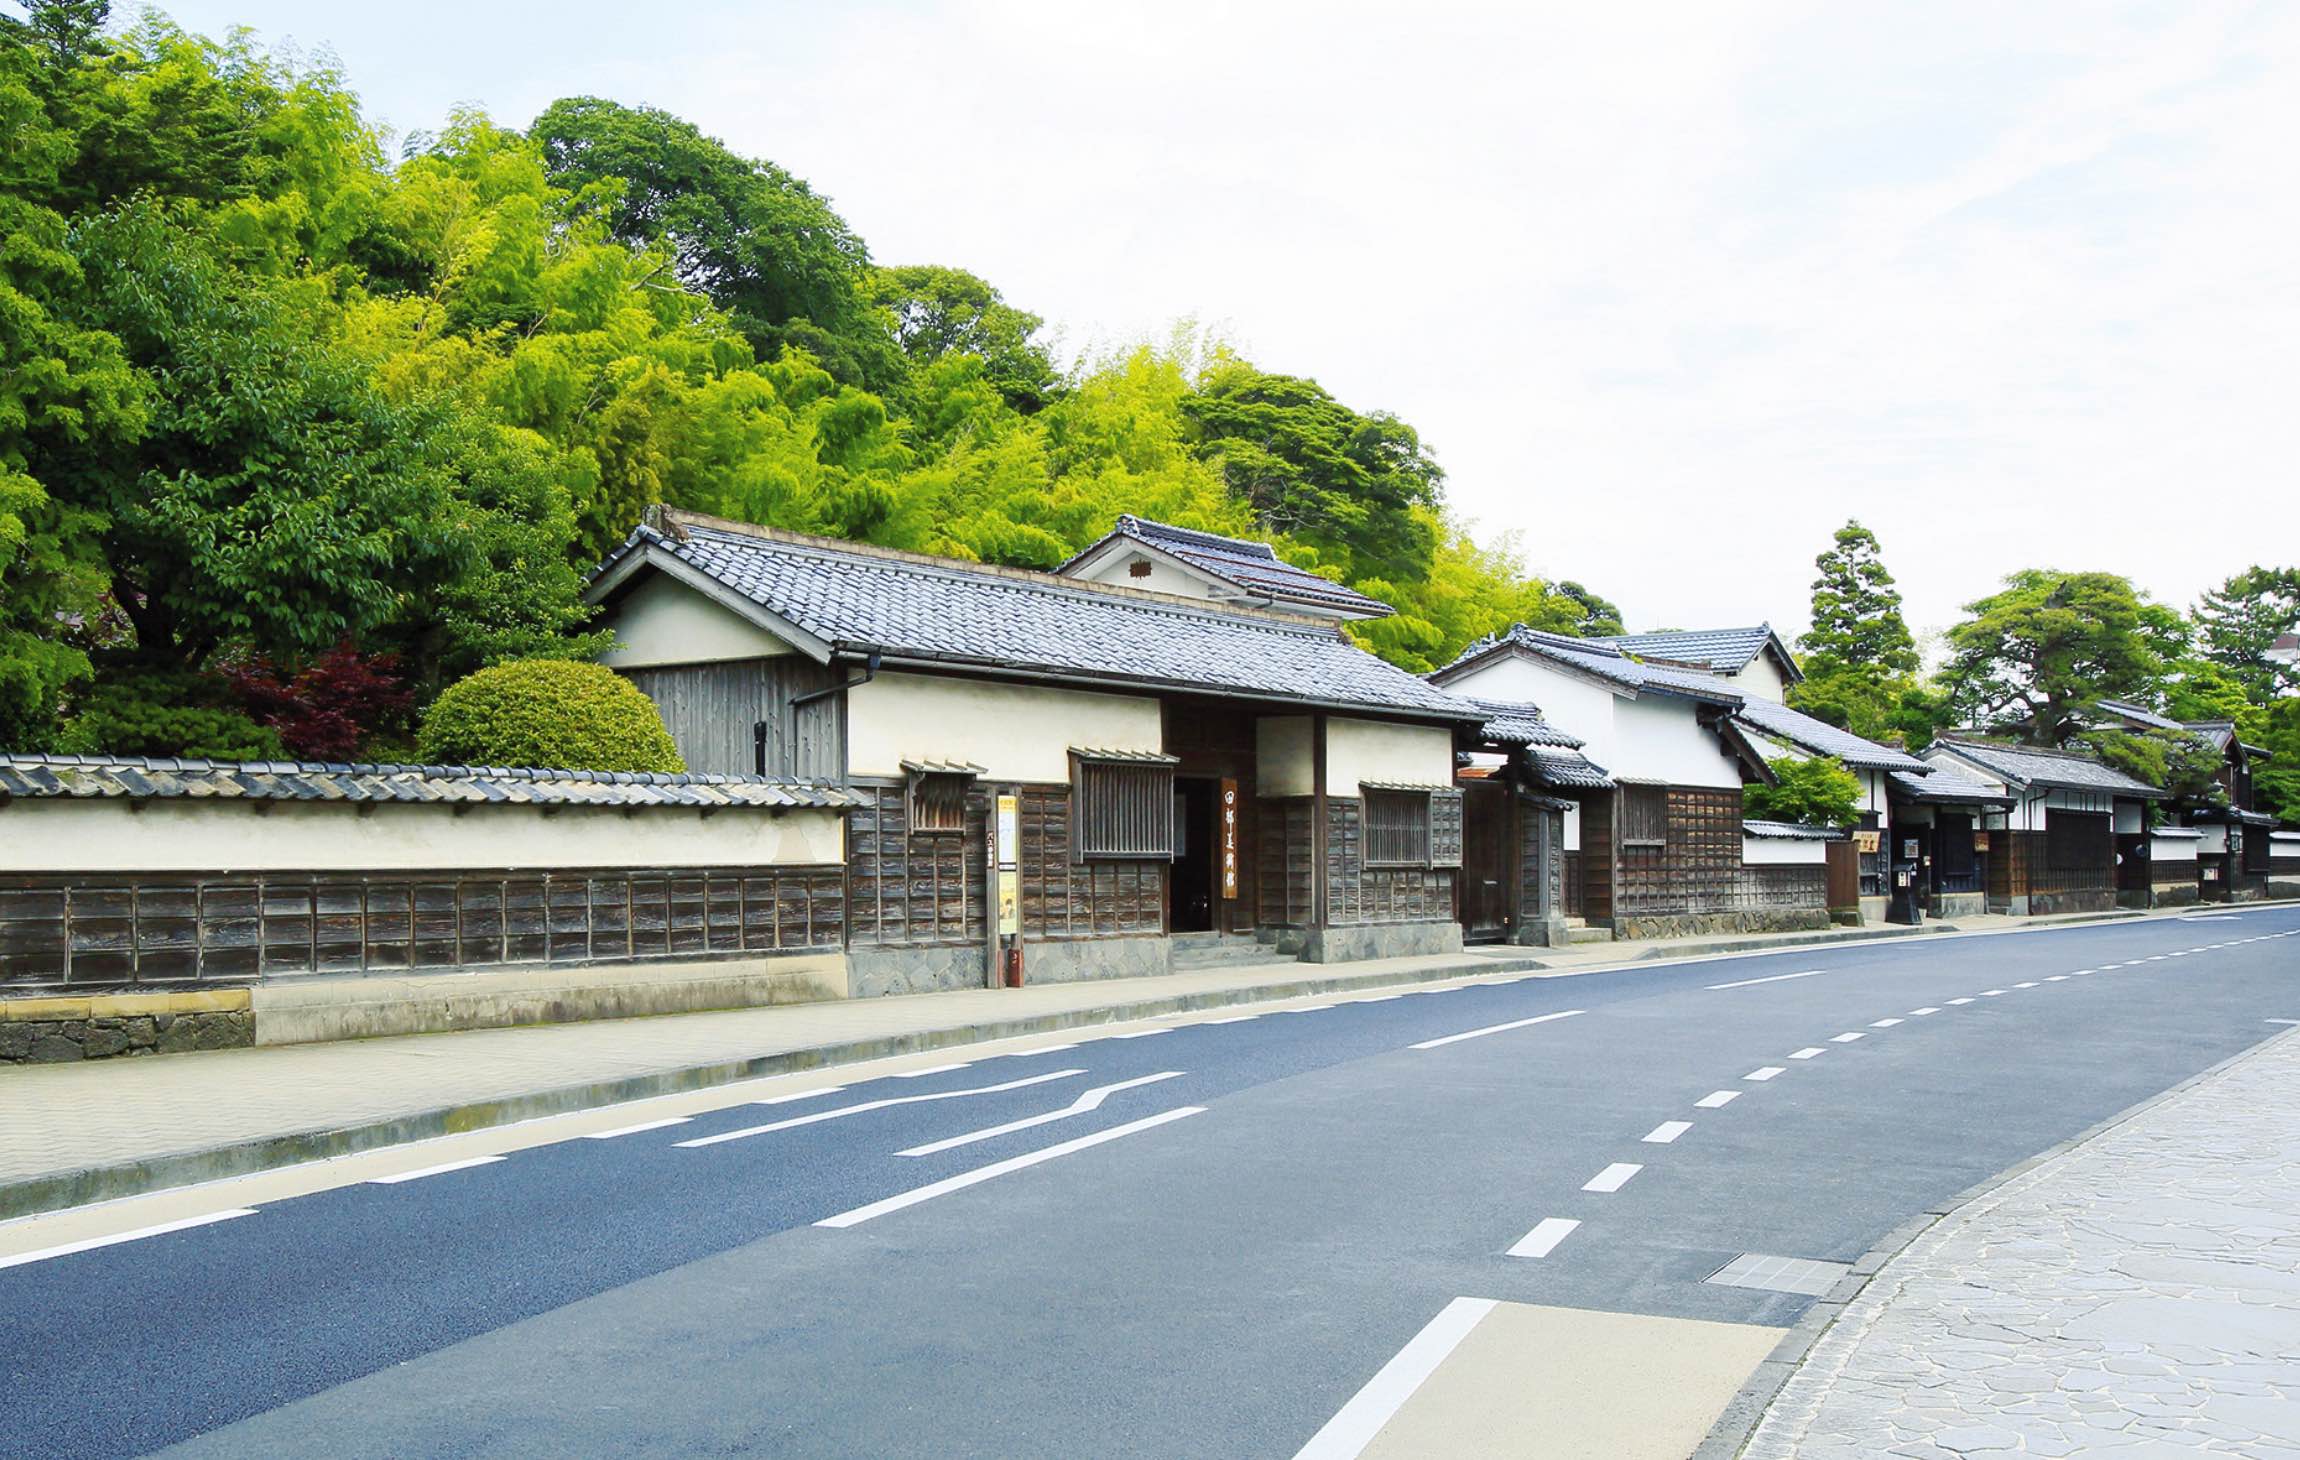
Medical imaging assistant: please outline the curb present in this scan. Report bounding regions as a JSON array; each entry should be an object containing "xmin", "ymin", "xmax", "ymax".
[
  {"xmin": 1690, "ymin": 1019, "xmax": 2300, "ymax": 1460},
  {"xmin": 0, "ymin": 951, "xmax": 1544, "ymax": 1223}
]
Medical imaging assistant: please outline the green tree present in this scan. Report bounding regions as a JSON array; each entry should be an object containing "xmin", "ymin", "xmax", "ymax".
[
  {"xmin": 865, "ymin": 263, "xmax": 1058, "ymax": 413},
  {"xmin": 2190, "ymin": 566, "xmax": 2300, "ymax": 703},
  {"xmin": 1551, "ymin": 581, "xmax": 1625, "ymax": 637},
  {"xmin": 1938, "ymin": 569, "xmax": 2176, "ymax": 746},
  {"xmin": 417, "ymin": 658, "xmax": 683, "ymax": 772},
  {"xmin": 531, "ymin": 96, "xmax": 898, "ymax": 391},
  {"xmin": 2251, "ymin": 698, "xmax": 2300, "ymax": 825},
  {"xmin": 1744, "ymin": 754, "xmax": 1862, "ymax": 829},
  {"xmin": 2077, "ymin": 727, "xmax": 2224, "ymax": 806},
  {"xmin": 1800, "ymin": 520, "xmax": 1917, "ymax": 673}
]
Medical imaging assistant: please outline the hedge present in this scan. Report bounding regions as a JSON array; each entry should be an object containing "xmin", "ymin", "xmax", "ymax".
[{"xmin": 416, "ymin": 660, "xmax": 685, "ymax": 773}]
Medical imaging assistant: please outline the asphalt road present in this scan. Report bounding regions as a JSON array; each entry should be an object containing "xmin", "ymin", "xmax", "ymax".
[{"xmin": 4, "ymin": 909, "xmax": 2297, "ymax": 1458}]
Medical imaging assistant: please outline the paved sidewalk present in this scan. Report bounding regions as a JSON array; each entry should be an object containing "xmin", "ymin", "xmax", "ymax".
[{"xmin": 1742, "ymin": 1025, "xmax": 2300, "ymax": 1459}]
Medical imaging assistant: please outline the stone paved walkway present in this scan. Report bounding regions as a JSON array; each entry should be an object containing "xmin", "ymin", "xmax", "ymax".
[{"xmin": 1744, "ymin": 1026, "xmax": 2300, "ymax": 1459}]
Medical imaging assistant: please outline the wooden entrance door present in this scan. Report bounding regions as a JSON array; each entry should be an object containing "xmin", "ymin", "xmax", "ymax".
[{"xmin": 1459, "ymin": 781, "xmax": 1513, "ymax": 943}]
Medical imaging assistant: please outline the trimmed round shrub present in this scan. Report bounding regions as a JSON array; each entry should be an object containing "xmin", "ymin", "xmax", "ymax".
[{"xmin": 416, "ymin": 660, "xmax": 685, "ymax": 773}]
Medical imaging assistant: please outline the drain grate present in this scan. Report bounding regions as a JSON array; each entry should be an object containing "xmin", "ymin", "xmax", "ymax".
[{"xmin": 1706, "ymin": 1252, "xmax": 1850, "ymax": 1297}]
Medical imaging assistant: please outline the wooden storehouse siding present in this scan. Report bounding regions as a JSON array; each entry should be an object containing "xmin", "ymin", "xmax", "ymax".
[
  {"xmin": 0, "ymin": 865, "xmax": 845, "ymax": 993},
  {"xmin": 1616, "ymin": 786, "xmax": 1742, "ymax": 918},
  {"xmin": 1579, "ymin": 788, "xmax": 1616, "ymax": 923},
  {"xmin": 1322, "ymin": 797, "xmax": 1458, "ymax": 924},
  {"xmin": 1996, "ymin": 828, "xmax": 2116, "ymax": 914},
  {"xmin": 845, "ymin": 782, "xmax": 987, "ymax": 949},
  {"xmin": 1017, "ymin": 786, "xmax": 1163, "ymax": 938},
  {"xmin": 1256, "ymin": 796, "xmax": 1316, "ymax": 929},
  {"xmin": 622, "ymin": 659, "xmax": 845, "ymax": 779}
]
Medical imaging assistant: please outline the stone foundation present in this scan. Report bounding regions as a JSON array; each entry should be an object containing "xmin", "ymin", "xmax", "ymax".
[
  {"xmin": 2028, "ymin": 890, "xmax": 2117, "ymax": 917},
  {"xmin": 1298, "ymin": 919, "xmax": 1462, "ymax": 964},
  {"xmin": 847, "ymin": 944, "xmax": 986, "ymax": 998},
  {"xmin": 2149, "ymin": 882, "xmax": 2199, "ymax": 908},
  {"xmin": 1611, "ymin": 908, "xmax": 1833, "ymax": 940},
  {"xmin": 0, "ymin": 990, "xmax": 254, "ymax": 1064},
  {"xmin": 1018, "ymin": 935, "xmax": 1171, "ymax": 985},
  {"xmin": 1931, "ymin": 892, "xmax": 1988, "ymax": 920}
]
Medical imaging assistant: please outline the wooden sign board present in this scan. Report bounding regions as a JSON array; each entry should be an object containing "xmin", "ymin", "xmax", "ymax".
[
  {"xmin": 1220, "ymin": 778, "xmax": 1240, "ymax": 899},
  {"xmin": 1973, "ymin": 831, "xmax": 1990, "ymax": 852},
  {"xmin": 1853, "ymin": 829, "xmax": 1881, "ymax": 855}
]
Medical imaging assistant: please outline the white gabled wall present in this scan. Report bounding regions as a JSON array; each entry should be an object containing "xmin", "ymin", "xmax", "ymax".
[
  {"xmin": 1065, "ymin": 546, "xmax": 1228, "ymax": 603},
  {"xmin": 599, "ymin": 573, "xmax": 795, "ymax": 668},
  {"xmin": 1324, "ymin": 717, "xmax": 1456, "ymax": 796},
  {"xmin": 1726, "ymin": 656, "xmax": 1791, "ymax": 703},
  {"xmin": 1615, "ymin": 695, "xmax": 1744, "ymax": 790},
  {"xmin": 845, "ymin": 671, "xmax": 1163, "ymax": 783},
  {"xmin": 1257, "ymin": 715, "xmax": 1315, "ymax": 797},
  {"xmin": 1440, "ymin": 655, "xmax": 1618, "ymax": 768}
]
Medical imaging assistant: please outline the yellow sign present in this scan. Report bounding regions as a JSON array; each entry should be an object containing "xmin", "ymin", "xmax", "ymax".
[
  {"xmin": 1853, "ymin": 829, "xmax": 1881, "ymax": 855},
  {"xmin": 995, "ymin": 793, "xmax": 1020, "ymax": 935}
]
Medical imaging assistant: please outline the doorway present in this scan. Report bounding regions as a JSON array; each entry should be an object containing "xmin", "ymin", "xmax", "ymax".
[
  {"xmin": 1459, "ymin": 781, "xmax": 1513, "ymax": 943},
  {"xmin": 1170, "ymin": 777, "xmax": 1216, "ymax": 933}
]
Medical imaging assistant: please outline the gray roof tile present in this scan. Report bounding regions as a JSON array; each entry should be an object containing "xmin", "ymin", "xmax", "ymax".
[
  {"xmin": 1886, "ymin": 766, "xmax": 2016, "ymax": 807},
  {"xmin": 1733, "ymin": 697, "xmax": 1928, "ymax": 771},
  {"xmin": 1059, "ymin": 515, "xmax": 1395, "ymax": 617},
  {"xmin": 0, "ymin": 755, "xmax": 865, "ymax": 810},
  {"xmin": 1742, "ymin": 819, "xmax": 1847, "ymax": 840},
  {"xmin": 1929, "ymin": 737, "xmax": 2166, "ymax": 797},
  {"xmin": 1596, "ymin": 624, "xmax": 1799, "ymax": 680},
  {"xmin": 1434, "ymin": 625, "xmax": 1744, "ymax": 705},
  {"xmin": 1452, "ymin": 696, "xmax": 1586, "ymax": 749}
]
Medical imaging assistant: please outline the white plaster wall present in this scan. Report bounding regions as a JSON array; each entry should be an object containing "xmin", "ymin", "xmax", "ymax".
[
  {"xmin": 846, "ymin": 672, "xmax": 1162, "ymax": 782},
  {"xmin": 2113, "ymin": 800, "xmax": 2146, "ymax": 835},
  {"xmin": 2194, "ymin": 824, "xmax": 2231, "ymax": 853},
  {"xmin": 1258, "ymin": 715, "xmax": 1315, "ymax": 797},
  {"xmin": 1861, "ymin": 769, "xmax": 1888, "ymax": 816},
  {"xmin": 1325, "ymin": 717, "xmax": 1456, "ymax": 796},
  {"xmin": 599, "ymin": 574, "xmax": 795, "ymax": 668},
  {"xmin": 1616, "ymin": 695, "xmax": 1742, "ymax": 789},
  {"xmin": 2150, "ymin": 833, "xmax": 2200, "ymax": 863},
  {"xmin": 1728, "ymin": 657, "xmax": 1791, "ymax": 703},
  {"xmin": 1562, "ymin": 801, "xmax": 1581, "ymax": 852},
  {"xmin": 1744, "ymin": 835, "xmax": 1828, "ymax": 865},
  {"xmin": 2276, "ymin": 833, "xmax": 2300, "ymax": 854},
  {"xmin": 1441, "ymin": 656, "xmax": 1620, "ymax": 768},
  {"xmin": 3, "ymin": 800, "xmax": 845, "ymax": 874},
  {"xmin": 1067, "ymin": 548, "xmax": 1222, "ymax": 602}
]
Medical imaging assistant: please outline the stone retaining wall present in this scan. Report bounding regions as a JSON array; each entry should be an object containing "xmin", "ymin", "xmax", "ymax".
[{"xmin": 0, "ymin": 991, "xmax": 253, "ymax": 1064}]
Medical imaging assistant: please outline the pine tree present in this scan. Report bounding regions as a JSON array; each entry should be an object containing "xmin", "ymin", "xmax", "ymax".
[{"xmin": 1800, "ymin": 520, "xmax": 1918, "ymax": 674}]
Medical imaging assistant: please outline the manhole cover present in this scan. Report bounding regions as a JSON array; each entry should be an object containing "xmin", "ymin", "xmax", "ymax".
[{"xmin": 1705, "ymin": 1253, "xmax": 1850, "ymax": 1296}]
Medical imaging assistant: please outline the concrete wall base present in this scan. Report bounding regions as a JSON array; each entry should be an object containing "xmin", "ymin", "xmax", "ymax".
[
  {"xmin": 1, "ymin": 989, "xmax": 253, "ymax": 1063},
  {"xmin": 2029, "ymin": 890, "xmax": 2117, "ymax": 917},
  {"xmin": 847, "ymin": 944, "xmax": 985, "ymax": 999},
  {"xmin": 254, "ymin": 955, "xmax": 847, "ymax": 1045},
  {"xmin": 2150, "ymin": 883, "xmax": 2200, "ymax": 908},
  {"xmin": 1613, "ymin": 908, "xmax": 1832, "ymax": 940},
  {"xmin": 1300, "ymin": 920, "xmax": 1462, "ymax": 963},
  {"xmin": 1931, "ymin": 892, "xmax": 1988, "ymax": 920},
  {"xmin": 1019, "ymin": 936, "xmax": 1172, "ymax": 985},
  {"xmin": 1512, "ymin": 915, "xmax": 1571, "ymax": 948}
]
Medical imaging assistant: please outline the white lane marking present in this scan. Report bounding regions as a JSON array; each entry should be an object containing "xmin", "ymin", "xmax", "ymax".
[
  {"xmin": 1706, "ymin": 968, "xmax": 1828, "ymax": 991},
  {"xmin": 582, "ymin": 1116, "xmax": 692, "ymax": 1140},
  {"xmin": 1789, "ymin": 1047, "xmax": 1826, "ymax": 1059},
  {"xmin": 681, "ymin": 1070, "xmax": 1083, "ymax": 1148},
  {"xmin": 1644, "ymin": 1121, "xmax": 1693, "ymax": 1144},
  {"xmin": 0, "ymin": 1208, "xmax": 258, "ymax": 1270},
  {"xmin": 892, "ymin": 1062, "xmax": 972, "ymax": 1079},
  {"xmin": 1004, "ymin": 1044, "xmax": 1080, "ymax": 1056},
  {"xmin": 1583, "ymin": 1162, "xmax": 1643, "ymax": 1193},
  {"xmin": 1695, "ymin": 1090, "xmax": 1741, "ymax": 1108},
  {"xmin": 1830, "ymin": 1032, "xmax": 1865, "ymax": 1043},
  {"xmin": 1870, "ymin": 1017, "xmax": 1903, "ymax": 1028},
  {"xmin": 2269, "ymin": 1018, "xmax": 2300, "ymax": 1026},
  {"xmin": 1410, "ymin": 1008, "xmax": 1585, "ymax": 1050},
  {"xmin": 1507, "ymin": 1218, "xmax": 1582, "ymax": 1258},
  {"xmin": 758, "ymin": 1086, "xmax": 846, "ymax": 1105},
  {"xmin": 1106, "ymin": 1029, "xmax": 1171, "ymax": 1039},
  {"xmin": 2045, "ymin": 975, "xmax": 2069, "ymax": 982},
  {"xmin": 2072, "ymin": 969, "xmax": 2096, "ymax": 976},
  {"xmin": 1909, "ymin": 1007, "xmax": 1941, "ymax": 1017},
  {"xmin": 1947, "ymin": 997, "xmax": 1976, "ymax": 1005},
  {"xmin": 2013, "ymin": 981, "xmax": 2039, "ymax": 989},
  {"xmin": 1980, "ymin": 989, "xmax": 2008, "ymax": 997},
  {"xmin": 1200, "ymin": 1014, "xmax": 1261, "ymax": 1025},
  {"xmin": 1290, "ymin": 1296, "xmax": 1500, "ymax": 1459},
  {"xmin": 369, "ymin": 1155, "xmax": 505, "ymax": 1185},
  {"xmin": 1745, "ymin": 1067, "xmax": 1786, "ymax": 1081},
  {"xmin": 817, "ymin": 1106, "xmax": 1204, "ymax": 1229},
  {"xmin": 896, "ymin": 1072, "xmax": 1188, "ymax": 1157},
  {"xmin": 2145, "ymin": 956, "xmax": 2167, "ymax": 962}
]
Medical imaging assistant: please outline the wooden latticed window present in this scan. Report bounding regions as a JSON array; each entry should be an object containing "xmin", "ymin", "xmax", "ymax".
[
  {"xmin": 903, "ymin": 764, "xmax": 977, "ymax": 835},
  {"xmin": 1621, "ymin": 784, "xmax": 1667, "ymax": 847},
  {"xmin": 2046, "ymin": 810, "xmax": 2109, "ymax": 870},
  {"xmin": 1072, "ymin": 753, "xmax": 1177, "ymax": 860},
  {"xmin": 1364, "ymin": 788, "xmax": 1433, "ymax": 867}
]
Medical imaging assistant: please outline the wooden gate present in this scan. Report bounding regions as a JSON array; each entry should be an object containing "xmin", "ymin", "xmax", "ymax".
[
  {"xmin": 1457, "ymin": 781, "xmax": 1514, "ymax": 943},
  {"xmin": 1824, "ymin": 840, "xmax": 1861, "ymax": 915}
]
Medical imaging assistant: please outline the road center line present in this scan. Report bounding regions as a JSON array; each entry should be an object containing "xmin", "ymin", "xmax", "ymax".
[
  {"xmin": 1705, "ymin": 968, "xmax": 1828, "ymax": 991},
  {"xmin": 1947, "ymin": 997, "xmax": 1975, "ymax": 1005},
  {"xmin": 1695, "ymin": 1090, "xmax": 1740, "ymax": 1108},
  {"xmin": 2045, "ymin": 975, "xmax": 2069, "ymax": 982},
  {"xmin": 1789, "ymin": 1047, "xmax": 1826, "ymax": 1059},
  {"xmin": 1745, "ymin": 1066, "xmax": 1785, "ymax": 1081},
  {"xmin": 2013, "ymin": 982, "xmax": 2039, "ymax": 989},
  {"xmin": 1290, "ymin": 1296, "xmax": 1499, "ymax": 1459},
  {"xmin": 1644, "ymin": 1121, "xmax": 1693, "ymax": 1143},
  {"xmin": 1199, "ymin": 1014, "xmax": 1260, "ymax": 1024},
  {"xmin": 369, "ymin": 1155, "xmax": 505, "ymax": 1185},
  {"xmin": 896, "ymin": 1072, "xmax": 1187, "ymax": 1157},
  {"xmin": 0, "ymin": 1209, "xmax": 258, "ymax": 1271},
  {"xmin": 1909, "ymin": 1007, "xmax": 1941, "ymax": 1016},
  {"xmin": 1410, "ymin": 1008, "xmax": 1585, "ymax": 1050},
  {"xmin": 816, "ymin": 1106, "xmax": 1204, "ymax": 1229},
  {"xmin": 1870, "ymin": 1017, "xmax": 1903, "ymax": 1028},
  {"xmin": 1583, "ymin": 1162, "xmax": 1643, "ymax": 1193},
  {"xmin": 1980, "ymin": 989, "xmax": 2007, "ymax": 997},
  {"xmin": 1506, "ymin": 1219, "xmax": 1582, "ymax": 1258},
  {"xmin": 680, "ymin": 1070, "xmax": 1084, "ymax": 1148},
  {"xmin": 1830, "ymin": 1032, "xmax": 1865, "ymax": 1043}
]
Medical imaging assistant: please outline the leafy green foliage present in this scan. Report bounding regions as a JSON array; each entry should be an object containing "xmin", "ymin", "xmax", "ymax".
[
  {"xmin": 2189, "ymin": 566, "xmax": 2299, "ymax": 703},
  {"xmin": 1743, "ymin": 754, "xmax": 1862, "ymax": 829},
  {"xmin": 54, "ymin": 665, "xmax": 285, "ymax": 760},
  {"xmin": 2077, "ymin": 727, "xmax": 2223, "ymax": 805},
  {"xmin": 416, "ymin": 659, "xmax": 684, "ymax": 772},
  {"xmin": 866, "ymin": 263, "xmax": 1057, "ymax": 413},
  {"xmin": 2250, "ymin": 698, "xmax": 2300, "ymax": 826},
  {"xmin": 1939, "ymin": 570, "xmax": 2181, "ymax": 746}
]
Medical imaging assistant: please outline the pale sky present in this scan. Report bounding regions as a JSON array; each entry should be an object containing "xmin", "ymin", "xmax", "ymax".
[{"xmin": 152, "ymin": 1, "xmax": 2300, "ymax": 646}]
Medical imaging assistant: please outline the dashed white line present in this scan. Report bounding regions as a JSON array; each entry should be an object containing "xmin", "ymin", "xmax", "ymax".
[
  {"xmin": 1410, "ymin": 1008, "xmax": 1585, "ymax": 1051},
  {"xmin": 1706, "ymin": 968, "xmax": 1829, "ymax": 991},
  {"xmin": 0, "ymin": 1209, "xmax": 259, "ymax": 1270},
  {"xmin": 2012, "ymin": 982, "xmax": 2039, "ymax": 989},
  {"xmin": 680, "ymin": 1069, "xmax": 1084, "ymax": 1148},
  {"xmin": 1830, "ymin": 1032, "xmax": 1865, "ymax": 1043},
  {"xmin": 1290, "ymin": 1296, "xmax": 1499, "ymax": 1459},
  {"xmin": 816, "ymin": 1106, "xmax": 1204, "ymax": 1229},
  {"xmin": 1506, "ymin": 1218, "xmax": 1582, "ymax": 1258},
  {"xmin": 1947, "ymin": 997, "xmax": 1975, "ymax": 1006},
  {"xmin": 1789, "ymin": 1047, "xmax": 1827, "ymax": 1059},
  {"xmin": 369, "ymin": 1155, "xmax": 505, "ymax": 1185},
  {"xmin": 1583, "ymin": 1162, "xmax": 1643, "ymax": 1193},
  {"xmin": 2045, "ymin": 975, "xmax": 2069, "ymax": 982},
  {"xmin": 581, "ymin": 1116, "xmax": 692, "ymax": 1140},
  {"xmin": 1004, "ymin": 1044, "xmax": 1080, "ymax": 1056},
  {"xmin": 896, "ymin": 1072, "xmax": 1188, "ymax": 1157},
  {"xmin": 1870, "ymin": 1017, "xmax": 1903, "ymax": 1028},
  {"xmin": 1694, "ymin": 1090, "xmax": 1741, "ymax": 1109},
  {"xmin": 1745, "ymin": 1066, "xmax": 1786, "ymax": 1081},
  {"xmin": 1644, "ymin": 1121, "xmax": 1693, "ymax": 1144},
  {"xmin": 1980, "ymin": 989, "xmax": 2007, "ymax": 997},
  {"xmin": 1909, "ymin": 1007, "xmax": 1941, "ymax": 1016}
]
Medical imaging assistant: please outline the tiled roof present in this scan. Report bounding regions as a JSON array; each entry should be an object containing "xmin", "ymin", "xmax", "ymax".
[
  {"xmin": 2151, "ymin": 826, "xmax": 2205, "ymax": 839},
  {"xmin": 1886, "ymin": 766, "xmax": 2015, "ymax": 807},
  {"xmin": 1527, "ymin": 747, "xmax": 1615, "ymax": 790},
  {"xmin": 1453, "ymin": 696, "xmax": 1585, "ymax": 749},
  {"xmin": 1595, "ymin": 624, "xmax": 1800, "ymax": 681},
  {"xmin": 1743, "ymin": 819, "xmax": 1846, "ymax": 841},
  {"xmin": 2091, "ymin": 697, "xmax": 2186, "ymax": 733},
  {"xmin": 0, "ymin": 755, "xmax": 866, "ymax": 809},
  {"xmin": 1433, "ymin": 625, "xmax": 1744, "ymax": 705},
  {"xmin": 1732, "ymin": 697, "xmax": 1928, "ymax": 771},
  {"xmin": 1058, "ymin": 515, "xmax": 1394, "ymax": 618},
  {"xmin": 593, "ymin": 516, "xmax": 1478, "ymax": 723},
  {"xmin": 1929, "ymin": 737, "xmax": 2166, "ymax": 798}
]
